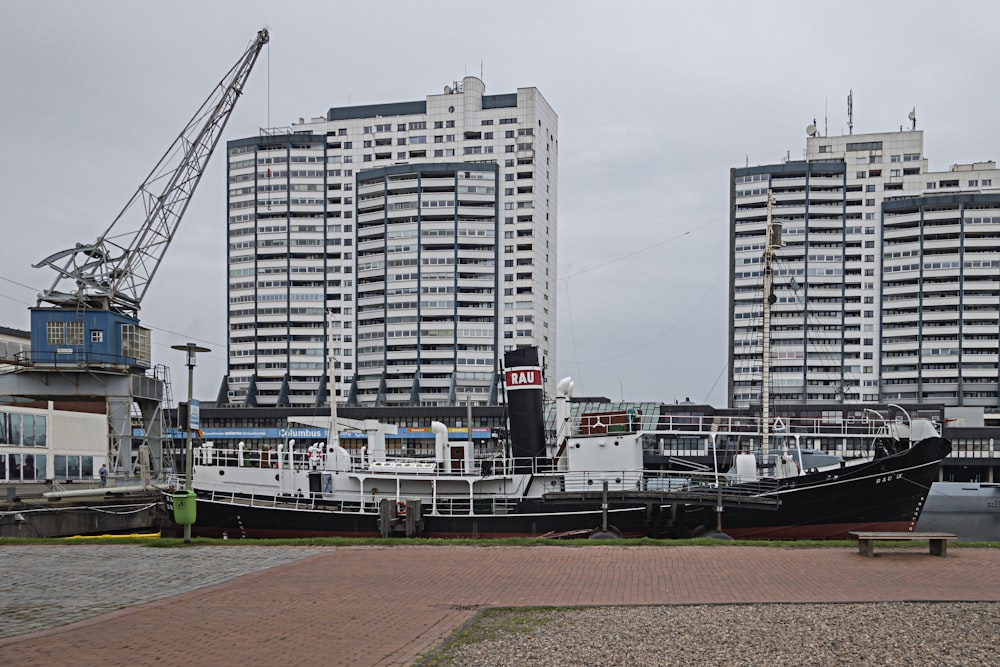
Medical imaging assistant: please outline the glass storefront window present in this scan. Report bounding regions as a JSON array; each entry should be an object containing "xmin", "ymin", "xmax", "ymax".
[
  {"xmin": 0, "ymin": 412, "xmax": 48, "ymax": 446},
  {"xmin": 10, "ymin": 414, "xmax": 22, "ymax": 445},
  {"xmin": 8, "ymin": 453, "xmax": 22, "ymax": 480},
  {"xmin": 32, "ymin": 455, "xmax": 47, "ymax": 480},
  {"xmin": 54, "ymin": 455, "xmax": 92, "ymax": 480}
]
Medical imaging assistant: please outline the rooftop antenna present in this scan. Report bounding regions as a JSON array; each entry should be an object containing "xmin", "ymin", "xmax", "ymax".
[
  {"xmin": 847, "ymin": 89, "xmax": 854, "ymax": 135},
  {"xmin": 824, "ymin": 97, "xmax": 828, "ymax": 137},
  {"xmin": 909, "ymin": 107, "xmax": 917, "ymax": 130}
]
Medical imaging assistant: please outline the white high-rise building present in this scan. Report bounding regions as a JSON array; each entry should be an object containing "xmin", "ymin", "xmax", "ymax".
[
  {"xmin": 223, "ymin": 77, "xmax": 558, "ymax": 407},
  {"xmin": 730, "ymin": 126, "xmax": 1000, "ymax": 408}
]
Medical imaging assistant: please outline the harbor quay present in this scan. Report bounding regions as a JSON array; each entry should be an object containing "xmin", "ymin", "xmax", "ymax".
[{"xmin": 1, "ymin": 543, "xmax": 999, "ymax": 666}]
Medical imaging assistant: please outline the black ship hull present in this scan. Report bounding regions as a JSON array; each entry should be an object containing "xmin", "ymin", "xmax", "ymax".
[
  {"xmin": 163, "ymin": 437, "xmax": 950, "ymax": 540},
  {"xmin": 164, "ymin": 497, "xmax": 652, "ymax": 539},
  {"xmin": 705, "ymin": 436, "xmax": 952, "ymax": 539}
]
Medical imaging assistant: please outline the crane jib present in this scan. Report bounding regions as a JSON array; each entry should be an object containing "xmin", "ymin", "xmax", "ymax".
[{"xmin": 34, "ymin": 28, "xmax": 269, "ymax": 319}]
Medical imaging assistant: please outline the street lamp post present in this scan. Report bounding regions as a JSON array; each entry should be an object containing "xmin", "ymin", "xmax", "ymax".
[{"xmin": 171, "ymin": 343, "xmax": 211, "ymax": 544}]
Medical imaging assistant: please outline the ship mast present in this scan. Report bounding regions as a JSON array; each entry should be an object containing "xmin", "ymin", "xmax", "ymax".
[
  {"xmin": 327, "ymin": 309, "xmax": 340, "ymax": 453},
  {"xmin": 761, "ymin": 189, "xmax": 782, "ymax": 458}
]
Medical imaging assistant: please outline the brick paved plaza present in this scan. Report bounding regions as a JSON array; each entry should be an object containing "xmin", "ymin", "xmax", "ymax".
[{"xmin": 2, "ymin": 544, "xmax": 999, "ymax": 666}]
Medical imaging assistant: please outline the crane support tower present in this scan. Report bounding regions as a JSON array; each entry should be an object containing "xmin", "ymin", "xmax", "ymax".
[{"xmin": 1, "ymin": 29, "xmax": 269, "ymax": 478}]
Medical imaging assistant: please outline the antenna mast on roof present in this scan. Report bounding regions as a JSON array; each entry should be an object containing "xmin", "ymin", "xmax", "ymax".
[{"xmin": 847, "ymin": 90, "xmax": 854, "ymax": 135}]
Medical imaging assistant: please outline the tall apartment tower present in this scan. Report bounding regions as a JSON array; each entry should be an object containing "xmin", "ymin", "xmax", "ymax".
[
  {"xmin": 730, "ymin": 126, "xmax": 1000, "ymax": 408},
  {"xmin": 223, "ymin": 77, "xmax": 558, "ymax": 408}
]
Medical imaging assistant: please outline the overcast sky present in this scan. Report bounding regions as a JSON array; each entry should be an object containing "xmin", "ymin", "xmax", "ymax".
[{"xmin": 1, "ymin": 1, "xmax": 998, "ymax": 404}]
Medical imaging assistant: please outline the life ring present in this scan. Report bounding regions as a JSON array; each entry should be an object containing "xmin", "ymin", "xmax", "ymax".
[{"xmin": 396, "ymin": 500, "xmax": 407, "ymax": 516}]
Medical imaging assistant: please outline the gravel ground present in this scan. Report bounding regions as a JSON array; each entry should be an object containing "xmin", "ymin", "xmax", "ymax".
[{"xmin": 421, "ymin": 602, "xmax": 1000, "ymax": 666}]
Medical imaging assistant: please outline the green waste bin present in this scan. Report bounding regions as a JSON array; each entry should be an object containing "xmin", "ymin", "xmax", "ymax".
[{"xmin": 172, "ymin": 489, "xmax": 197, "ymax": 525}]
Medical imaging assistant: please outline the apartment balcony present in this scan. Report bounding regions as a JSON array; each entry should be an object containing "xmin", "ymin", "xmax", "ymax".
[
  {"xmin": 960, "ymin": 367, "xmax": 1000, "ymax": 379},
  {"xmin": 806, "ymin": 191, "xmax": 844, "ymax": 204},
  {"xmin": 882, "ymin": 227, "xmax": 921, "ymax": 242},
  {"xmin": 772, "ymin": 176, "xmax": 807, "ymax": 189},
  {"xmin": 807, "ymin": 175, "xmax": 844, "ymax": 187}
]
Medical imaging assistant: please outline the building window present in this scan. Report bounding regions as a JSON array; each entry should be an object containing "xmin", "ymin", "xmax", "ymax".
[
  {"xmin": 818, "ymin": 145, "xmax": 830, "ymax": 153},
  {"xmin": 46, "ymin": 321, "xmax": 85, "ymax": 346}
]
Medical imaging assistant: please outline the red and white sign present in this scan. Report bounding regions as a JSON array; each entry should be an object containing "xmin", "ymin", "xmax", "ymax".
[{"xmin": 505, "ymin": 366, "xmax": 542, "ymax": 390}]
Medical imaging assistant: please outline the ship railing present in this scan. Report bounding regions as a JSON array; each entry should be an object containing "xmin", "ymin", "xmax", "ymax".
[
  {"xmin": 193, "ymin": 484, "xmax": 319, "ymax": 511},
  {"xmin": 345, "ymin": 454, "xmax": 511, "ymax": 477},
  {"xmin": 639, "ymin": 433, "xmax": 880, "ymax": 460},
  {"xmin": 647, "ymin": 470, "xmax": 782, "ymax": 497},
  {"xmin": 344, "ymin": 454, "xmax": 564, "ymax": 479},
  {"xmin": 185, "ymin": 474, "xmax": 526, "ymax": 516},
  {"xmin": 428, "ymin": 493, "xmax": 521, "ymax": 516},
  {"xmin": 583, "ymin": 413, "xmax": 894, "ymax": 438},
  {"xmin": 556, "ymin": 469, "xmax": 783, "ymax": 497}
]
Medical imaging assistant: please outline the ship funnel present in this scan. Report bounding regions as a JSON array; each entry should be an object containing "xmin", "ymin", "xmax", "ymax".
[{"xmin": 503, "ymin": 346, "xmax": 547, "ymax": 470}]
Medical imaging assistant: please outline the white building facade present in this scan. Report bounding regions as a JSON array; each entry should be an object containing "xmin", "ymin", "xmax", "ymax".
[
  {"xmin": 0, "ymin": 402, "xmax": 107, "ymax": 484},
  {"xmin": 224, "ymin": 77, "xmax": 558, "ymax": 407},
  {"xmin": 0, "ymin": 326, "xmax": 29, "ymax": 375},
  {"xmin": 730, "ymin": 128, "xmax": 1000, "ymax": 408}
]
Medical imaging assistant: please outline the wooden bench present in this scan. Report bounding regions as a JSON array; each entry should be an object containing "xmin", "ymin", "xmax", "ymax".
[{"xmin": 849, "ymin": 531, "xmax": 957, "ymax": 558}]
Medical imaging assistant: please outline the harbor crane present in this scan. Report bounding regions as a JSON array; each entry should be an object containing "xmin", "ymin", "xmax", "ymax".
[
  {"xmin": 1, "ymin": 29, "xmax": 269, "ymax": 477},
  {"xmin": 35, "ymin": 28, "xmax": 269, "ymax": 318}
]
